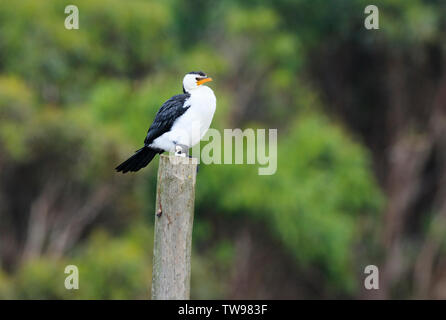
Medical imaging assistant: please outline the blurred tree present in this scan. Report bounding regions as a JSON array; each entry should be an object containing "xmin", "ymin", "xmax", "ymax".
[{"xmin": 0, "ymin": 76, "xmax": 141, "ymax": 272}]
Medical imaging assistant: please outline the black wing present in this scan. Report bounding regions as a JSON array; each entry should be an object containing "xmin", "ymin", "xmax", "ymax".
[{"xmin": 144, "ymin": 93, "xmax": 191, "ymax": 145}]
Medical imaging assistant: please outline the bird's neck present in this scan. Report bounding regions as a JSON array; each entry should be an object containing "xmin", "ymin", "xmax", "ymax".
[{"xmin": 189, "ymin": 85, "xmax": 213, "ymax": 96}]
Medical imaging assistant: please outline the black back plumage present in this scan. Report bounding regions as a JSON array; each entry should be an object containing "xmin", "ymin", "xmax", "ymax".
[
  {"xmin": 144, "ymin": 93, "xmax": 191, "ymax": 145},
  {"xmin": 116, "ymin": 93, "xmax": 191, "ymax": 173}
]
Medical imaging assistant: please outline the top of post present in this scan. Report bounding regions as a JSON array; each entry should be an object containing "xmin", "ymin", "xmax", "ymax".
[{"xmin": 160, "ymin": 154, "xmax": 199, "ymax": 166}]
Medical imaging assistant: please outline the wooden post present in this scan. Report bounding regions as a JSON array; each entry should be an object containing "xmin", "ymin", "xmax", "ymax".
[{"xmin": 151, "ymin": 154, "xmax": 198, "ymax": 300}]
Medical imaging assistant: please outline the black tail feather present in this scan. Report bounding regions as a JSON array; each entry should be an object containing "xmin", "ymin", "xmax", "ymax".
[{"xmin": 115, "ymin": 146, "xmax": 161, "ymax": 173}]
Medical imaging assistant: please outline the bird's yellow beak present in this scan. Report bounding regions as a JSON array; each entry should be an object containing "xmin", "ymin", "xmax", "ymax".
[{"xmin": 196, "ymin": 77, "xmax": 213, "ymax": 86}]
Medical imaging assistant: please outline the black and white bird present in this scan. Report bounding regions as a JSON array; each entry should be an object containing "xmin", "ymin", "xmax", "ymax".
[{"xmin": 116, "ymin": 71, "xmax": 216, "ymax": 173}]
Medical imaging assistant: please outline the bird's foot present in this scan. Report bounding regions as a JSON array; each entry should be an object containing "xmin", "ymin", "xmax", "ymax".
[{"xmin": 175, "ymin": 145, "xmax": 187, "ymax": 157}]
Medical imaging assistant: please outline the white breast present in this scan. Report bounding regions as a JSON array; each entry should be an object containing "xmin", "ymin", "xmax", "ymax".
[{"xmin": 151, "ymin": 86, "xmax": 216, "ymax": 152}]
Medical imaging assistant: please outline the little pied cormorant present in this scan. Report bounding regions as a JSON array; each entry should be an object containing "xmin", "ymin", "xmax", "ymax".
[{"xmin": 115, "ymin": 71, "xmax": 216, "ymax": 173}]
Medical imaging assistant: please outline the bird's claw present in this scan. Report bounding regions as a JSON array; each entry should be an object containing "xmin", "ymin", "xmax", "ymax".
[{"xmin": 175, "ymin": 145, "xmax": 187, "ymax": 157}]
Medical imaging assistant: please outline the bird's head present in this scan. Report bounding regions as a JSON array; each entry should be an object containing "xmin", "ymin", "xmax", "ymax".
[{"xmin": 183, "ymin": 71, "xmax": 213, "ymax": 93}]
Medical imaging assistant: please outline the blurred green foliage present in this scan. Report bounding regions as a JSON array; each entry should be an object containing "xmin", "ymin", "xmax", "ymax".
[
  {"xmin": 0, "ymin": 0, "xmax": 391, "ymax": 299},
  {"xmin": 0, "ymin": 226, "xmax": 152, "ymax": 299},
  {"xmin": 196, "ymin": 112, "xmax": 382, "ymax": 293}
]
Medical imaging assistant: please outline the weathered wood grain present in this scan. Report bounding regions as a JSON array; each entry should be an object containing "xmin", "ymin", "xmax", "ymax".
[{"xmin": 151, "ymin": 154, "xmax": 198, "ymax": 300}]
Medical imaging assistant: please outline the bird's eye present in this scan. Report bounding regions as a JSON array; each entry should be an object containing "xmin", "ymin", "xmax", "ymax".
[{"xmin": 195, "ymin": 77, "xmax": 200, "ymax": 81}]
